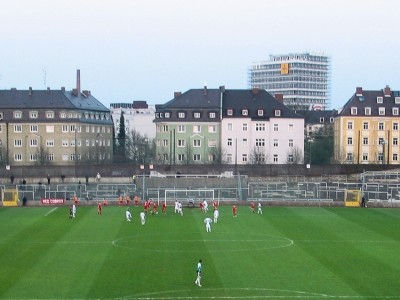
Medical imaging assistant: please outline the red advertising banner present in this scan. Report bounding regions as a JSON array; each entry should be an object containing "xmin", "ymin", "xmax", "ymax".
[{"xmin": 41, "ymin": 198, "xmax": 65, "ymax": 205}]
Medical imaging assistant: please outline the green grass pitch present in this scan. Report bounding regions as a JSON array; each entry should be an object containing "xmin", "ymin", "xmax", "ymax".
[{"xmin": 1, "ymin": 204, "xmax": 400, "ymax": 299}]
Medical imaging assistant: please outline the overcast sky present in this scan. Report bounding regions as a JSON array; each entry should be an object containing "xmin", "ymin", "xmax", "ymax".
[{"xmin": 1, "ymin": 0, "xmax": 399, "ymax": 109}]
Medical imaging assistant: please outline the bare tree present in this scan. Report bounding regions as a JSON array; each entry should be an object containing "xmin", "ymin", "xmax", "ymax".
[
  {"xmin": 249, "ymin": 146, "xmax": 268, "ymax": 165},
  {"xmin": 286, "ymin": 146, "xmax": 303, "ymax": 164}
]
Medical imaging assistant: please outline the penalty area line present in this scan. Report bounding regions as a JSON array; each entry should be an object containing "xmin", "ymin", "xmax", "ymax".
[{"xmin": 45, "ymin": 207, "xmax": 58, "ymax": 216}]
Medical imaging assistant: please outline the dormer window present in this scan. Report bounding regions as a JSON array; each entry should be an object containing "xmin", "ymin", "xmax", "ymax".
[
  {"xmin": 14, "ymin": 111, "xmax": 22, "ymax": 119},
  {"xmin": 165, "ymin": 112, "xmax": 170, "ymax": 118},
  {"xmin": 155, "ymin": 113, "xmax": 160, "ymax": 118},
  {"xmin": 377, "ymin": 96, "xmax": 383, "ymax": 103},
  {"xmin": 330, "ymin": 117, "xmax": 334, "ymax": 123},
  {"xmin": 365, "ymin": 107, "xmax": 371, "ymax": 115},
  {"xmin": 242, "ymin": 109, "xmax": 248, "ymax": 116},
  {"xmin": 60, "ymin": 112, "xmax": 67, "ymax": 118},
  {"xmin": 395, "ymin": 97, "xmax": 400, "ymax": 104},
  {"xmin": 379, "ymin": 107, "xmax": 385, "ymax": 115},
  {"xmin": 30, "ymin": 111, "xmax": 38, "ymax": 119},
  {"xmin": 227, "ymin": 109, "xmax": 233, "ymax": 116},
  {"xmin": 351, "ymin": 107, "xmax": 357, "ymax": 115},
  {"xmin": 194, "ymin": 112, "xmax": 201, "ymax": 118},
  {"xmin": 178, "ymin": 112, "xmax": 185, "ymax": 118},
  {"xmin": 319, "ymin": 117, "xmax": 324, "ymax": 123},
  {"xmin": 274, "ymin": 110, "xmax": 281, "ymax": 117},
  {"xmin": 257, "ymin": 109, "xmax": 263, "ymax": 116},
  {"xmin": 393, "ymin": 107, "xmax": 399, "ymax": 116},
  {"xmin": 209, "ymin": 112, "xmax": 216, "ymax": 118}
]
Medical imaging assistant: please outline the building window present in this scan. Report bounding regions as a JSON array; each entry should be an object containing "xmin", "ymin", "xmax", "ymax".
[
  {"xmin": 396, "ymin": 97, "xmax": 400, "ymax": 104},
  {"xmin": 394, "ymin": 122, "xmax": 399, "ymax": 131},
  {"xmin": 227, "ymin": 138, "xmax": 232, "ymax": 146},
  {"xmin": 60, "ymin": 112, "xmax": 67, "ymax": 118},
  {"xmin": 227, "ymin": 154, "xmax": 232, "ymax": 163},
  {"xmin": 242, "ymin": 138, "xmax": 248, "ymax": 147},
  {"xmin": 14, "ymin": 125, "xmax": 22, "ymax": 133},
  {"xmin": 256, "ymin": 123, "xmax": 265, "ymax": 131},
  {"xmin": 208, "ymin": 125, "xmax": 217, "ymax": 133},
  {"xmin": 377, "ymin": 96, "xmax": 383, "ymax": 103},
  {"xmin": 208, "ymin": 140, "xmax": 217, "ymax": 147},
  {"xmin": 46, "ymin": 153, "xmax": 54, "ymax": 161},
  {"xmin": 288, "ymin": 155, "xmax": 294, "ymax": 162},
  {"xmin": 288, "ymin": 124, "xmax": 294, "ymax": 132},
  {"xmin": 289, "ymin": 139, "xmax": 294, "ymax": 147},
  {"xmin": 257, "ymin": 110, "xmax": 263, "ymax": 116},
  {"xmin": 393, "ymin": 154, "xmax": 398, "ymax": 161},
  {"xmin": 62, "ymin": 154, "xmax": 69, "ymax": 161},
  {"xmin": 273, "ymin": 139, "xmax": 278, "ymax": 147},
  {"xmin": 14, "ymin": 154, "xmax": 22, "ymax": 161},
  {"xmin": 177, "ymin": 139, "xmax": 185, "ymax": 147},
  {"xmin": 193, "ymin": 139, "xmax": 201, "ymax": 147},
  {"xmin": 227, "ymin": 109, "xmax": 233, "ymax": 116},
  {"xmin": 379, "ymin": 107, "xmax": 385, "ymax": 115},
  {"xmin": 243, "ymin": 123, "xmax": 248, "ymax": 131},
  {"xmin": 346, "ymin": 153, "xmax": 353, "ymax": 161},
  {"xmin": 14, "ymin": 111, "xmax": 22, "ymax": 119},
  {"xmin": 274, "ymin": 110, "xmax": 281, "ymax": 117},
  {"xmin": 14, "ymin": 139, "xmax": 22, "ymax": 147},
  {"xmin": 62, "ymin": 140, "xmax": 69, "ymax": 147},
  {"xmin": 393, "ymin": 138, "xmax": 398, "ymax": 146},
  {"xmin": 163, "ymin": 139, "xmax": 168, "ymax": 147},
  {"xmin": 62, "ymin": 125, "xmax": 69, "ymax": 132},
  {"xmin": 256, "ymin": 154, "xmax": 265, "ymax": 163},
  {"xmin": 273, "ymin": 124, "xmax": 278, "ymax": 132},
  {"xmin": 347, "ymin": 137, "xmax": 353, "ymax": 145},
  {"xmin": 30, "ymin": 154, "xmax": 38, "ymax": 161},
  {"xmin": 273, "ymin": 154, "xmax": 278, "ymax": 162},
  {"xmin": 46, "ymin": 140, "xmax": 54, "ymax": 147},
  {"xmin": 30, "ymin": 111, "xmax": 38, "ymax": 119},
  {"xmin": 363, "ymin": 137, "xmax": 368, "ymax": 145},
  {"xmin": 228, "ymin": 123, "xmax": 233, "ymax": 131},
  {"xmin": 347, "ymin": 122, "xmax": 353, "ymax": 130},
  {"xmin": 362, "ymin": 153, "xmax": 368, "ymax": 161},
  {"xmin": 365, "ymin": 107, "xmax": 371, "ymax": 115},
  {"xmin": 165, "ymin": 112, "xmax": 170, "ymax": 118},
  {"xmin": 208, "ymin": 154, "xmax": 217, "ymax": 162},
  {"xmin": 194, "ymin": 112, "xmax": 201, "ymax": 118},
  {"xmin": 177, "ymin": 125, "xmax": 185, "ymax": 133},
  {"xmin": 242, "ymin": 109, "xmax": 248, "ymax": 116},
  {"xmin": 193, "ymin": 154, "xmax": 201, "ymax": 161},
  {"xmin": 256, "ymin": 139, "xmax": 265, "ymax": 147},
  {"xmin": 363, "ymin": 122, "xmax": 369, "ymax": 130},
  {"xmin": 393, "ymin": 107, "xmax": 399, "ymax": 116},
  {"xmin": 378, "ymin": 122, "xmax": 384, "ymax": 130},
  {"xmin": 319, "ymin": 117, "xmax": 324, "ymax": 123},
  {"xmin": 163, "ymin": 125, "xmax": 168, "ymax": 132},
  {"xmin": 209, "ymin": 112, "xmax": 216, "ymax": 118},
  {"xmin": 242, "ymin": 154, "xmax": 248, "ymax": 162},
  {"xmin": 30, "ymin": 139, "xmax": 38, "ymax": 147},
  {"xmin": 193, "ymin": 125, "xmax": 201, "ymax": 133},
  {"xmin": 177, "ymin": 154, "xmax": 185, "ymax": 161},
  {"xmin": 351, "ymin": 107, "xmax": 357, "ymax": 115}
]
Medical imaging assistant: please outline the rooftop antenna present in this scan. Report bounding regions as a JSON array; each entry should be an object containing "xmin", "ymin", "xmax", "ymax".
[{"xmin": 42, "ymin": 68, "xmax": 47, "ymax": 89}]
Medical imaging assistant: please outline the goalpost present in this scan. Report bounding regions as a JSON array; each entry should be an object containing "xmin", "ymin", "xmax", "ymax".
[
  {"xmin": 2, "ymin": 189, "xmax": 19, "ymax": 207},
  {"xmin": 344, "ymin": 189, "xmax": 361, "ymax": 207},
  {"xmin": 164, "ymin": 189, "xmax": 216, "ymax": 206}
]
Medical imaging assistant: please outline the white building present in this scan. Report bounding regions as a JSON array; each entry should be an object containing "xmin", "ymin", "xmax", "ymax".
[
  {"xmin": 110, "ymin": 101, "xmax": 156, "ymax": 139},
  {"xmin": 248, "ymin": 52, "xmax": 331, "ymax": 111},
  {"xmin": 221, "ymin": 88, "xmax": 304, "ymax": 164}
]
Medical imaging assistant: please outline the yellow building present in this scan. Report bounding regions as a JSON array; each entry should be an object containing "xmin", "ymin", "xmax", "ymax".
[{"xmin": 334, "ymin": 86, "xmax": 400, "ymax": 164}]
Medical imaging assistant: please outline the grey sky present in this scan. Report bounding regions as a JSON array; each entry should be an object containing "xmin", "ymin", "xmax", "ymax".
[{"xmin": 1, "ymin": 0, "xmax": 399, "ymax": 109}]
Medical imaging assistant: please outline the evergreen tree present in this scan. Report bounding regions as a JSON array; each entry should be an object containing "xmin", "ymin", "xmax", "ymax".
[{"xmin": 115, "ymin": 111, "xmax": 127, "ymax": 162}]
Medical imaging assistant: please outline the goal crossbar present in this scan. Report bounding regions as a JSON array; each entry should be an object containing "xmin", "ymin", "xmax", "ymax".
[{"xmin": 164, "ymin": 189, "xmax": 215, "ymax": 204}]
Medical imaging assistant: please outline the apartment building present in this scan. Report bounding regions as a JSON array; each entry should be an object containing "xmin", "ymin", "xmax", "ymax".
[
  {"xmin": 154, "ymin": 86, "xmax": 304, "ymax": 165},
  {"xmin": 334, "ymin": 86, "xmax": 400, "ymax": 164},
  {"xmin": 0, "ymin": 79, "xmax": 113, "ymax": 166}
]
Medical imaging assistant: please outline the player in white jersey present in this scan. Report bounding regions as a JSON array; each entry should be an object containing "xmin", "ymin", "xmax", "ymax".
[
  {"xmin": 213, "ymin": 209, "xmax": 219, "ymax": 223},
  {"xmin": 204, "ymin": 217, "xmax": 212, "ymax": 232},
  {"xmin": 126, "ymin": 209, "xmax": 132, "ymax": 221},
  {"xmin": 257, "ymin": 202, "xmax": 263, "ymax": 214},
  {"xmin": 140, "ymin": 211, "xmax": 146, "ymax": 225}
]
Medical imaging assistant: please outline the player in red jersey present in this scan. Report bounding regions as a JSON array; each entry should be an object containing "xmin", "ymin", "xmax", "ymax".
[
  {"xmin": 213, "ymin": 200, "xmax": 218, "ymax": 211},
  {"xmin": 162, "ymin": 201, "xmax": 167, "ymax": 214},
  {"xmin": 232, "ymin": 205, "xmax": 237, "ymax": 217},
  {"xmin": 250, "ymin": 201, "xmax": 255, "ymax": 213},
  {"xmin": 97, "ymin": 202, "xmax": 102, "ymax": 215},
  {"xmin": 199, "ymin": 201, "xmax": 204, "ymax": 212},
  {"xmin": 152, "ymin": 202, "xmax": 158, "ymax": 215}
]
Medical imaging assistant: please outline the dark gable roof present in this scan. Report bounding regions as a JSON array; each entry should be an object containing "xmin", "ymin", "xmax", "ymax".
[
  {"xmin": 301, "ymin": 110, "xmax": 338, "ymax": 124},
  {"xmin": 340, "ymin": 89, "xmax": 400, "ymax": 117},
  {"xmin": 161, "ymin": 88, "xmax": 221, "ymax": 109},
  {"xmin": 0, "ymin": 88, "xmax": 109, "ymax": 112},
  {"xmin": 222, "ymin": 89, "xmax": 302, "ymax": 119}
]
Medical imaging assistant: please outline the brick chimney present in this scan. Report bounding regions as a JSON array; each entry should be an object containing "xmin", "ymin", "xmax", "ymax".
[
  {"xmin": 252, "ymin": 87, "xmax": 260, "ymax": 95},
  {"xmin": 82, "ymin": 90, "xmax": 91, "ymax": 97},
  {"xmin": 174, "ymin": 92, "xmax": 182, "ymax": 99},
  {"xmin": 356, "ymin": 87, "xmax": 363, "ymax": 96},
  {"xmin": 274, "ymin": 93, "xmax": 284, "ymax": 102},
  {"xmin": 76, "ymin": 69, "xmax": 81, "ymax": 95},
  {"xmin": 203, "ymin": 83, "xmax": 207, "ymax": 96},
  {"xmin": 28, "ymin": 87, "xmax": 32, "ymax": 96},
  {"xmin": 384, "ymin": 85, "xmax": 391, "ymax": 97}
]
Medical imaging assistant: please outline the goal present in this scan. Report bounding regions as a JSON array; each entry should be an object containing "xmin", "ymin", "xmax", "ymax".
[
  {"xmin": 2, "ymin": 189, "xmax": 19, "ymax": 207},
  {"xmin": 164, "ymin": 189, "xmax": 215, "ymax": 206},
  {"xmin": 344, "ymin": 189, "xmax": 361, "ymax": 207}
]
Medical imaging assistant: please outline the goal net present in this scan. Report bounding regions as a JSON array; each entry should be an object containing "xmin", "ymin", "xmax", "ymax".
[
  {"xmin": 2, "ymin": 189, "xmax": 19, "ymax": 207},
  {"xmin": 344, "ymin": 189, "xmax": 361, "ymax": 207},
  {"xmin": 164, "ymin": 189, "xmax": 215, "ymax": 206}
]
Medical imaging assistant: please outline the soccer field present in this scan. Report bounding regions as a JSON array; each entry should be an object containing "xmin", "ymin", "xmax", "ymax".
[{"xmin": 1, "ymin": 204, "xmax": 400, "ymax": 299}]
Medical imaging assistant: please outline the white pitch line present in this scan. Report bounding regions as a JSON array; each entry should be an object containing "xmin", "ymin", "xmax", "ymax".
[{"xmin": 44, "ymin": 207, "xmax": 58, "ymax": 216}]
